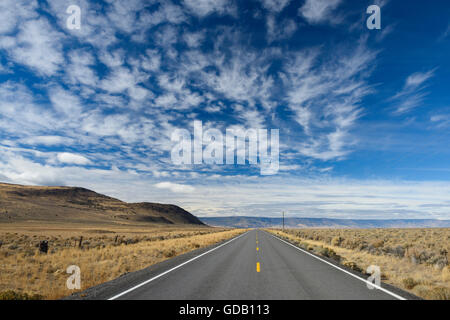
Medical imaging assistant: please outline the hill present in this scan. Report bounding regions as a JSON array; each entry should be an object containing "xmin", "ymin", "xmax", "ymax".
[
  {"xmin": 200, "ymin": 216, "xmax": 450, "ymax": 229},
  {"xmin": 0, "ymin": 182, "xmax": 204, "ymax": 226}
]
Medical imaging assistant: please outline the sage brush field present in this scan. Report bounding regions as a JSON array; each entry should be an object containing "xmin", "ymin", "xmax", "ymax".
[
  {"xmin": 268, "ymin": 228, "xmax": 450, "ymax": 300},
  {"xmin": 0, "ymin": 225, "xmax": 244, "ymax": 299}
]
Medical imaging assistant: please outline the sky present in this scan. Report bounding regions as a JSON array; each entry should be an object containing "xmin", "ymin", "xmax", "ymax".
[{"xmin": 0, "ymin": 0, "xmax": 449, "ymax": 219}]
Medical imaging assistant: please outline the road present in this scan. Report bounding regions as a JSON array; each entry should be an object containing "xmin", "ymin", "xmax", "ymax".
[{"xmin": 93, "ymin": 230, "xmax": 409, "ymax": 300}]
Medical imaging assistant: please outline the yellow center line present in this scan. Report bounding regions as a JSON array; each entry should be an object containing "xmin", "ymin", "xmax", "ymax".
[
  {"xmin": 256, "ymin": 231, "xmax": 259, "ymax": 251},
  {"xmin": 256, "ymin": 232, "xmax": 260, "ymax": 271}
]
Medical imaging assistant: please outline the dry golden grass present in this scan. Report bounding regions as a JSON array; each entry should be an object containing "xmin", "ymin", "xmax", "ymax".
[
  {"xmin": 0, "ymin": 223, "xmax": 245, "ymax": 299},
  {"xmin": 267, "ymin": 228, "xmax": 450, "ymax": 300}
]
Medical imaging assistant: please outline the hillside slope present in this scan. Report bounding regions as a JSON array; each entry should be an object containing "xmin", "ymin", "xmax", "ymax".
[{"xmin": 0, "ymin": 182, "xmax": 204, "ymax": 226}]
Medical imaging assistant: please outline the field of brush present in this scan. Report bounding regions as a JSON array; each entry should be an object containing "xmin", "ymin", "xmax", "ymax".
[
  {"xmin": 267, "ymin": 228, "xmax": 450, "ymax": 300},
  {"xmin": 0, "ymin": 223, "xmax": 244, "ymax": 299}
]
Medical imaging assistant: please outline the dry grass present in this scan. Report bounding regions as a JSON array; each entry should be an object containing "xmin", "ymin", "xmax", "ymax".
[
  {"xmin": 0, "ymin": 224, "xmax": 245, "ymax": 299},
  {"xmin": 267, "ymin": 228, "xmax": 450, "ymax": 300}
]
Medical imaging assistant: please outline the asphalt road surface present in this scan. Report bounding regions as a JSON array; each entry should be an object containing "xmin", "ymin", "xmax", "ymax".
[{"xmin": 88, "ymin": 230, "xmax": 411, "ymax": 300}]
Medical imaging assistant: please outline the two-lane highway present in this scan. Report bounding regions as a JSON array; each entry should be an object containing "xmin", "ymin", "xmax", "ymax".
[{"xmin": 104, "ymin": 230, "xmax": 407, "ymax": 300}]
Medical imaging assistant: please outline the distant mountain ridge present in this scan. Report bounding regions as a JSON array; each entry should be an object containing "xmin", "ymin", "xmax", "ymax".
[
  {"xmin": 200, "ymin": 216, "xmax": 450, "ymax": 229},
  {"xmin": 0, "ymin": 182, "xmax": 204, "ymax": 226}
]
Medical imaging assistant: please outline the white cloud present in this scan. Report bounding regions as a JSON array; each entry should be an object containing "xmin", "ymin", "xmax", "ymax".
[
  {"xmin": 266, "ymin": 16, "xmax": 297, "ymax": 42},
  {"xmin": 66, "ymin": 50, "xmax": 98, "ymax": 87},
  {"xmin": 140, "ymin": 2, "xmax": 186, "ymax": 26},
  {"xmin": 0, "ymin": 0, "xmax": 38, "ymax": 34},
  {"xmin": 155, "ymin": 74, "xmax": 205, "ymax": 110},
  {"xmin": 204, "ymin": 104, "xmax": 222, "ymax": 113},
  {"xmin": 21, "ymin": 136, "xmax": 73, "ymax": 146},
  {"xmin": 439, "ymin": 23, "xmax": 450, "ymax": 41},
  {"xmin": 141, "ymin": 49, "xmax": 161, "ymax": 72},
  {"xmin": 202, "ymin": 49, "xmax": 274, "ymax": 109},
  {"xmin": 81, "ymin": 112, "xmax": 130, "ymax": 137},
  {"xmin": 281, "ymin": 40, "xmax": 376, "ymax": 161},
  {"xmin": 391, "ymin": 69, "xmax": 435, "ymax": 114},
  {"xmin": 100, "ymin": 67, "xmax": 149, "ymax": 98},
  {"xmin": 430, "ymin": 114, "xmax": 450, "ymax": 128},
  {"xmin": 57, "ymin": 152, "xmax": 91, "ymax": 165},
  {"xmin": 99, "ymin": 49, "xmax": 125, "ymax": 68},
  {"xmin": 179, "ymin": 177, "xmax": 450, "ymax": 219},
  {"xmin": 46, "ymin": 0, "xmax": 118, "ymax": 48},
  {"xmin": 376, "ymin": 24, "xmax": 395, "ymax": 42},
  {"xmin": 0, "ymin": 62, "xmax": 12, "ymax": 74},
  {"xmin": 155, "ymin": 182, "xmax": 196, "ymax": 193},
  {"xmin": 1, "ymin": 146, "xmax": 449, "ymax": 219},
  {"xmin": 49, "ymin": 87, "xmax": 84, "ymax": 116},
  {"xmin": 0, "ymin": 148, "xmax": 129, "ymax": 187},
  {"xmin": 260, "ymin": 0, "xmax": 291, "ymax": 13},
  {"xmin": 299, "ymin": 0, "xmax": 342, "ymax": 24},
  {"xmin": 279, "ymin": 164, "xmax": 303, "ymax": 171},
  {"xmin": 234, "ymin": 105, "xmax": 266, "ymax": 128},
  {"xmin": 183, "ymin": 31, "xmax": 205, "ymax": 48},
  {"xmin": 183, "ymin": 0, "xmax": 235, "ymax": 17},
  {"xmin": 0, "ymin": 18, "xmax": 65, "ymax": 76},
  {"xmin": 128, "ymin": 86, "xmax": 152, "ymax": 101},
  {"xmin": 106, "ymin": 0, "xmax": 145, "ymax": 34},
  {"xmin": 155, "ymin": 25, "xmax": 179, "ymax": 48},
  {"xmin": 0, "ymin": 82, "xmax": 58, "ymax": 135},
  {"xmin": 405, "ymin": 70, "xmax": 435, "ymax": 89}
]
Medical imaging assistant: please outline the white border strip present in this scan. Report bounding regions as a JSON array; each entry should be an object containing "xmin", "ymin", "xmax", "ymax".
[
  {"xmin": 108, "ymin": 231, "xmax": 249, "ymax": 300},
  {"xmin": 265, "ymin": 231, "xmax": 407, "ymax": 300}
]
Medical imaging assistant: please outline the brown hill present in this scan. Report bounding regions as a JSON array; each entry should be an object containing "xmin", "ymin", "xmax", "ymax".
[{"xmin": 0, "ymin": 182, "xmax": 204, "ymax": 226}]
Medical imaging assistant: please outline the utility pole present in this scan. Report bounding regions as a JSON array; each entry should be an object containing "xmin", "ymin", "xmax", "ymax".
[{"xmin": 282, "ymin": 211, "xmax": 285, "ymax": 231}]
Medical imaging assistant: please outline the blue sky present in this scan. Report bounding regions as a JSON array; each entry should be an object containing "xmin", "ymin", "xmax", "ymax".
[{"xmin": 0, "ymin": 0, "xmax": 449, "ymax": 219}]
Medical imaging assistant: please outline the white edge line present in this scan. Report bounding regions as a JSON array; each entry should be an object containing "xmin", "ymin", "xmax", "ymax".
[
  {"xmin": 108, "ymin": 230, "xmax": 249, "ymax": 300},
  {"xmin": 265, "ymin": 230, "xmax": 407, "ymax": 301}
]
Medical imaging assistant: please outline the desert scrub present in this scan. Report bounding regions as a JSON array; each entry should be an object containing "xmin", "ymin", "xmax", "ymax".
[
  {"xmin": 343, "ymin": 261, "xmax": 363, "ymax": 273},
  {"xmin": 280, "ymin": 228, "xmax": 449, "ymax": 268},
  {"xmin": 402, "ymin": 277, "xmax": 419, "ymax": 289},
  {"xmin": 267, "ymin": 228, "xmax": 450, "ymax": 300},
  {"xmin": 0, "ymin": 290, "xmax": 43, "ymax": 300},
  {"xmin": 0, "ymin": 227, "xmax": 229, "ymax": 259},
  {"xmin": 415, "ymin": 286, "xmax": 450, "ymax": 300},
  {"xmin": 442, "ymin": 267, "xmax": 450, "ymax": 281},
  {"xmin": 320, "ymin": 247, "xmax": 341, "ymax": 262},
  {"xmin": 0, "ymin": 227, "xmax": 245, "ymax": 299}
]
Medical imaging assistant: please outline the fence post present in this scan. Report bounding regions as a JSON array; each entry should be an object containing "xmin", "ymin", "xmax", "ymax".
[{"xmin": 39, "ymin": 240, "xmax": 48, "ymax": 254}]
